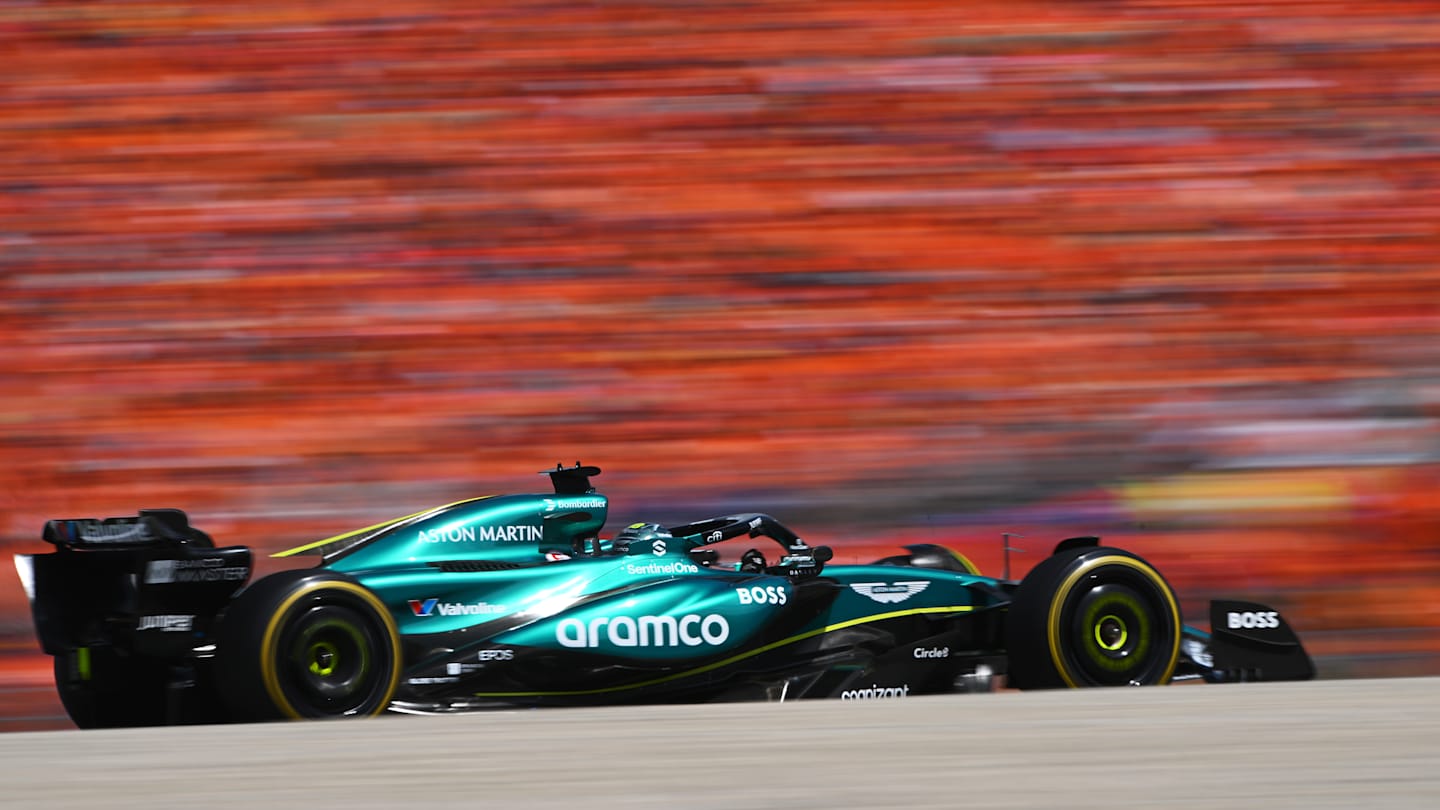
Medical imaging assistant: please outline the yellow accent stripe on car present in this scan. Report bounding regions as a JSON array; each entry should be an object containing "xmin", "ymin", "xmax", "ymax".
[
  {"xmin": 258, "ymin": 580, "xmax": 403, "ymax": 719},
  {"xmin": 271, "ymin": 497, "xmax": 493, "ymax": 558},
  {"xmin": 471, "ymin": 604, "xmax": 977, "ymax": 698},
  {"xmin": 1045, "ymin": 555, "xmax": 1180, "ymax": 689}
]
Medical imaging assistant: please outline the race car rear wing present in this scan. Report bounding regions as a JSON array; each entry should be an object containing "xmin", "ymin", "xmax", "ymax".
[
  {"xmin": 20, "ymin": 509, "xmax": 249, "ymax": 658},
  {"xmin": 43, "ymin": 508, "xmax": 214, "ymax": 549}
]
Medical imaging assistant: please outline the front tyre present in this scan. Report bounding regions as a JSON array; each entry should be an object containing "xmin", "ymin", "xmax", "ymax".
[
  {"xmin": 215, "ymin": 570, "xmax": 401, "ymax": 721},
  {"xmin": 1006, "ymin": 547, "xmax": 1181, "ymax": 689}
]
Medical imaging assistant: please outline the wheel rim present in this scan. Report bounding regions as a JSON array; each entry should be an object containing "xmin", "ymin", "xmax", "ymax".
[
  {"xmin": 308, "ymin": 640, "xmax": 340, "ymax": 677},
  {"xmin": 1093, "ymin": 614, "xmax": 1128, "ymax": 651},
  {"xmin": 1070, "ymin": 584, "xmax": 1153, "ymax": 683},
  {"xmin": 1052, "ymin": 563, "xmax": 1178, "ymax": 687},
  {"xmin": 276, "ymin": 603, "xmax": 387, "ymax": 716}
]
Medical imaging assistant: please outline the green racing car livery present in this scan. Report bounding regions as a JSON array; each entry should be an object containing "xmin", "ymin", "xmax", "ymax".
[{"xmin": 14, "ymin": 463, "xmax": 1314, "ymax": 727}]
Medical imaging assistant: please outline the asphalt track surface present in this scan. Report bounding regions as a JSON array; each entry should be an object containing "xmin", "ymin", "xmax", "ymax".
[{"xmin": 0, "ymin": 677, "xmax": 1434, "ymax": 808}]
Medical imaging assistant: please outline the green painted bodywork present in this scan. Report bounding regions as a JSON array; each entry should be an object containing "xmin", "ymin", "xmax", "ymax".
[
  {"xmin": 309, "ymin": 493, "xmax": 608, "ymax": 570},
  {"xmin": 284, "ymin": 476, "xmax": 1007, "ymax": 701}
]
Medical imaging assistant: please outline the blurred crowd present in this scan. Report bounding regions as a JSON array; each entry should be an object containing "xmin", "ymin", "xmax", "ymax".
[{"xmin": 3, "ymin": 2, "xmax": 1440, "ymax": 675}]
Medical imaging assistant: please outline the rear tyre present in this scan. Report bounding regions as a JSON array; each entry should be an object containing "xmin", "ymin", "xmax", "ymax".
[
  {"xmin": 53, "ymin": 648, "xmax": 168, "ymax": 729},
  {"xmin": 215, "ymin": 570, "xmax": 401, "ymax": 722},
  {"xmin": 1006, "ymin": 547, "xmax": 1181, "ymax": 689}
]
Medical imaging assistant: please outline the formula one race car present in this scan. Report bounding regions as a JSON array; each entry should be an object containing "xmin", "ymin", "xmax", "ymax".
[{"xmin": 14, "ymin": 464, "xmax": 1314, "ymax": 727}]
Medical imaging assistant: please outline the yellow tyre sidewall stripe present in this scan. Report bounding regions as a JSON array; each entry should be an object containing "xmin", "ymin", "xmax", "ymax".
[
  {"xmin": 259, "ymin": 580, "xmax": 403, "ymax": 719},
  {"xmin": 1045, "ymin": 555, "xmax": 1180, "ymax": 689}
]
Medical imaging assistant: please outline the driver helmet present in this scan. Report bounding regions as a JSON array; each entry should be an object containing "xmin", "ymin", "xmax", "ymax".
[{"xmin": 614, "ymin": 522, "xmax": 672, "ymax": 555}]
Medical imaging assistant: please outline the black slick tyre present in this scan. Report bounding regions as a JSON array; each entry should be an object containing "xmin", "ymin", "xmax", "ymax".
[
  {"xmin": 1006, "ymin": 547, "xmax": 1181, "ymax": 689},
  {"xmin": 215, "ymin": 570, "xmax": 401, "ymax": 722}
]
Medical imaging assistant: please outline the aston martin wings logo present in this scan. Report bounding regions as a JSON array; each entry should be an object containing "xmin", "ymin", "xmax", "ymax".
[{"xmin": 849, "ymin": 581, "xmax": 930, "ymax": 604}]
